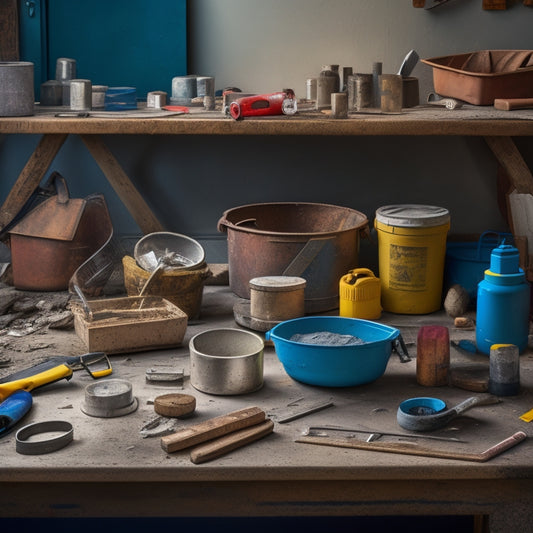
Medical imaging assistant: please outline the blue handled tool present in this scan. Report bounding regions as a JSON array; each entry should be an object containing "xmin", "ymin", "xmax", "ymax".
[{"xmin": 0, "ymin": 390, "xmax": 33, "ymax": 437}]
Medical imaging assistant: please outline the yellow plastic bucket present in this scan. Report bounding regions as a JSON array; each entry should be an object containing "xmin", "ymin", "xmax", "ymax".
[{"xmin": 375, "ymin": 205, "xmax": 450, "ymax": 314}]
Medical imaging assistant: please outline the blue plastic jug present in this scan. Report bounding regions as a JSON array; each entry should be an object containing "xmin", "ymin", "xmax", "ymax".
[{"xmin": 476, "ymin": 244, "xmax": 530, "ymax": 355}]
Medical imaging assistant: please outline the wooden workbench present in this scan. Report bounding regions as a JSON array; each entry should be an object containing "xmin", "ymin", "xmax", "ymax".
[
  {"xmin": 1, "ymin": 104, "xmax": 533, "ymax": 235},
  {"xmin": 0, "ymin": 285, "xmax": 532, "ymax": 532}
]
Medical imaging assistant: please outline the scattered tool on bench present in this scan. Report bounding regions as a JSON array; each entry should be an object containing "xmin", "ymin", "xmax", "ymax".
[
  {"xmin": 397, "ymin": 394, "xmax": 501, "ymax": 432},
  {"xmin": 0, "ymin": 351, "xmax": 112, "ymax": 401},
  {"xmin": 296, "ymin": 431, "xmax": 526, "ymax": 462},
  {"xmin": 161, "ymin": 406, "xmax": 274, "ymax": 463}
]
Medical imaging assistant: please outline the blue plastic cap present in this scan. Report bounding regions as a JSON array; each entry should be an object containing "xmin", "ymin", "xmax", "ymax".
[{"xmin": 490, "ymin": 244, "xmax": 520, "ymax": 275}]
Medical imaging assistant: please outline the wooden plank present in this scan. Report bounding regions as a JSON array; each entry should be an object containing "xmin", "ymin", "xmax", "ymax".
[
  {"xmin": 79, "ymin": 134, "xmax": 164, "ymax": 234},
  {"xmin": 0, "ymin": 133, "xmax": 67, "ymax": 231},
  {"xmin": 0, "ymin": 0, "xmax": 19, "ymax": 60},
  {"xmin": 484, "ymin": 136, "xmax": 533, "ymax": 195},
  {"xmin": 190, "ymin": 419, "xmax": 274, "ymax": 464},
  {"xmin": 160, "ymin": 406, "xmax": 266, "ymax": 453}
]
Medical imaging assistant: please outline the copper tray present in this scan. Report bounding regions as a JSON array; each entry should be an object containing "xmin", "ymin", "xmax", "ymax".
[{"xmin": 422, "ymin": 50, "xmax": 533, "ymax": 105}]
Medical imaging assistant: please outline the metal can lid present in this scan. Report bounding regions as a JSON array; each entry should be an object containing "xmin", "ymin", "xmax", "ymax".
[
  {"xmin": 375, "ymin": 204, "xmax": 450, "ymax": 228},
  {"xmin": 249, "ymin": 276, "xmax": 306, "ymax": 292}
]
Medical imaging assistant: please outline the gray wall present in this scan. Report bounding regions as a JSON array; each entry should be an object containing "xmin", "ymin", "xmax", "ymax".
[{"xmin": 1, "ymin": 0, "xmax": 532, "ymax": 267}]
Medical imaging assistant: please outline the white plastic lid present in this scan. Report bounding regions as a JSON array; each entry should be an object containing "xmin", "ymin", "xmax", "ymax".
[{"xmin": 375, "ymin": 204, "xmax": 450, "ymax": 228}]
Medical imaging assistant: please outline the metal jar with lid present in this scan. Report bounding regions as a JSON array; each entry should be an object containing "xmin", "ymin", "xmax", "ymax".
[{"xmin": 249, "ymin": 276, "xmax": 306, "ymax": 322}]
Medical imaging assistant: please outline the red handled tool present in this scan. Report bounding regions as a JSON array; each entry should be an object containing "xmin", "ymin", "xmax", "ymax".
[{"xmin": 229, "ymin": 90, "xmax": 297, "ymax": 120}]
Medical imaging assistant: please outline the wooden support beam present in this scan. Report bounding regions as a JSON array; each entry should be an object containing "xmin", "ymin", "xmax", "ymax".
[
  {"xmin": 79, "ymin": 134, "xmax": 164, "ymax": 234},
  {"xmin": 0, "ymin": 133, "xmax": 67, "ymax": 231},
  {"xmin": 484, "ymin": 136, "xmax": 533, "ymax": 195}
]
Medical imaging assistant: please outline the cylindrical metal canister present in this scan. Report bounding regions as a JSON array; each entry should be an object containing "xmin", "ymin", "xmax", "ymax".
[
  {"xmin": 55, "ymin": 58, "xmax": 76, "ymax": 82},
  {"xmin": 250, "ymin": 276, "xmax": 306, "ymax": 322},
  {"xmin": 0, "ymin": 61, "xmax": 34, "ymax": 116},
  {"xmin": 379, "ymin": 74, "xmax": 403, "ymax": 114},
  {"xmin": 70, "ymin": 79, "xmax": 92, "ymax": 111},
  {"xmin": 350, "ymin": 73, "xmax": 373, "ymax": 111},
  {"xmin": 40, "ymin": 80, "xmax": 62, "ymax": 106},
  {"xmin": 316, "ymin": 76, "xmax": 336, "ymax": 110},
  {"xmin": 331, "ymin": 92, "xmax": 348, "ymax": 119},
  {"xmin": 488, "ymin": 344, "xmax": 520, "ymax": 396}
]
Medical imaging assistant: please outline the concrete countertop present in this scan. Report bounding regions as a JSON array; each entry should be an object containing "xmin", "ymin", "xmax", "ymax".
[{"xmin": 2, "ymin": 286, "xmax": 532, "ymax": 484}]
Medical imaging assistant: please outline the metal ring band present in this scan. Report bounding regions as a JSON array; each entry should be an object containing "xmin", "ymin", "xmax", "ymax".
[{"xmin": 15, "ymin": 420, "xmax": 74, "ymax": 455}]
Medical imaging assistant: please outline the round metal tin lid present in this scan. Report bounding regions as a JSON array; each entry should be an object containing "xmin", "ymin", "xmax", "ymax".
[
  {"xmin": 375, "ymin": 204, "xmax": 450, "ymax": 228},
  {"xmin": 249, "ymin": 276, "xmax": 307, "ymax": 292}
]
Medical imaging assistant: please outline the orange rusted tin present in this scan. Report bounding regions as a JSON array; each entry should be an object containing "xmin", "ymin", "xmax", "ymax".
[{"xmin": 8, "ymin": 177, "xmax": 112, "ymax": 291}]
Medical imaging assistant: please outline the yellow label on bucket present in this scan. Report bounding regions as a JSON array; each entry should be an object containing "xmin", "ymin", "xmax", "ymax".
[{"xmin": 389, "ymin": 245, "xmax": 428, "ymax": 291}]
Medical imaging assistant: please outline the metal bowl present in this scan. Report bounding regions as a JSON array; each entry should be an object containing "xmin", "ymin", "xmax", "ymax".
[
  {"xmin": 265, "ymin": 316, "xmax": 400, "ymax": 387},
  {"xmin": 134, "ymin": 232, "xmax": 205, "ymax": 272},
  {"xmin": 189, "ymin": 328, "xmax": 264, "ymax": 395}
]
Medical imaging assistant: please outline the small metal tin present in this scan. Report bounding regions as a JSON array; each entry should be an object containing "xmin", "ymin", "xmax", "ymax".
[
  {"xmin": 250, "ymin": 276, "xmax": 306, "ymax": 322},
  {"xmin": 40, "ymin": 80, "xmax": 63, "ymax": 106},
  {"xmin": 55, "ymin": 58, "xmax": 76, "ymax": 82},
  {"xmin": 350, "ymin": 73, "xmax": 373, "ymax": 111},
  {"xmin": 172, "ymin": 75, "xmax": 197, "ymax": 104},
  {"xmin": 81, "ymin": 379, "xmax": 138, "ymax": 418},
  {"xmin": 306, "ymin": 78, "xmax": 317, "ymax": 100},
  {"xmin": 197, "ymin": 76, "xmax": 215, "ymax": 109},
  {"xmin": 0, "ymin": 61, "xmax": 35, "ymax": 117},
  {"xmin": 379, "ymin": 74, "xmax": 403, "ymax": 114},
  {"xmin": 147, "ymin": 90, "xmax": 167, "ymax": 109},
  {"xmin": 70, "ymin": 79, "xmax": 92, "ymax": 111},
  {"xmin": 331, "ymin": 92, "xmax": 348, "ymax": 119},
  {"xmin": 91, "ymin": 85, "xmax": 108, "ymax": 109},
  {"xmin": 316, "ymin": 76, "xmax": 336, "ymax": 110}
]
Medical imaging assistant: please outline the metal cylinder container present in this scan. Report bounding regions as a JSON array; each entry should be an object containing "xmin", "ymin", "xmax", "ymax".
[
  {"xmin": 70, "ymin": 79, "xmax": 92, "ymax": 111},
  {"xmin": 189, "ymin": 328, "xmax": 264, "ymax": 395},
  {"xmin": 0, "ymin": 62, "xmax": 34, "ymax": 117},
  {"xmin": 40, "ymin": 80, "xmax": 63, "ymax": 106},
  {"xmin": 379, "ymin": 74, "xmax": 403, "ymax": 114},
  {"xmin": 55, "ymin": 57, "xmax": 76, "ymax": 81}
]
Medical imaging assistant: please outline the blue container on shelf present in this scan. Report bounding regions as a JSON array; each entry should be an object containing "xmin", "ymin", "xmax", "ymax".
[
  {"xmin": 445, "ymin": 231, "xmax": 513, "ymax": 301},
  {"xmin": 476, "ymin": 244, "xmax": 531, "ymax": 355},
  {"xmin": 265, "ymin": 316, "xmax": 400, "ymax": 387},
  {"xmin": 104, "ymin": 87, "xmax": 137, "ymax": 111}
]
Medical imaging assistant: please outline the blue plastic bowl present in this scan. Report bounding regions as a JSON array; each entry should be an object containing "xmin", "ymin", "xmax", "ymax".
[{"xmin": 265, "ymin": 316, "xmax": 400, "ymax": 387}]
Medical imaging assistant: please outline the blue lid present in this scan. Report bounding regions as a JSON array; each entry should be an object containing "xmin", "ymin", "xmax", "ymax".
[{"xmin": 489, "ymin": 244, "xmax": 520, "ymax": 275}]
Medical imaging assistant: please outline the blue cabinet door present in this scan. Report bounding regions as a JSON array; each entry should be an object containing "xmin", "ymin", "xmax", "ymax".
[{"xmin": 19, "ymin": 0, "xmax": 187, "ymax": 100}]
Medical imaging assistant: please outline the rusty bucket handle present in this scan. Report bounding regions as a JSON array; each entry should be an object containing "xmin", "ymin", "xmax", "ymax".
[{"xmin": 47, "ymin": 171, "xmax": 71, "ymax": 205}]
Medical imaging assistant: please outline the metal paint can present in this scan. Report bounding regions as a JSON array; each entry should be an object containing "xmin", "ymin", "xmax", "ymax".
[
  {"xmin": 70, "ymin": 79, "xmax": 92, "ymax": 111},
  {"xmin": 0, "ymin": 61, "xmax": 34, "ymax": 117}
]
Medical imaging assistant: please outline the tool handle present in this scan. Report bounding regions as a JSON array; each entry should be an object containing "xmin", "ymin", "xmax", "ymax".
[
  {"xmin": 190, "ymin": 419, "xmax": 274, "ymax": 464},
  {"xmin": 494, "ymin": 98, "xmax": 533, "ymax": 111},
  {"xmin": 0, "ymin": 390, "xmax": 33, "ymax": 436},
  {"xmin": 480, "ymin": 431, "xmax": 527, "ymax": 461},
  {"xmin": 0, "ymin": 365, "xmax": 73, "ymax": 402}
]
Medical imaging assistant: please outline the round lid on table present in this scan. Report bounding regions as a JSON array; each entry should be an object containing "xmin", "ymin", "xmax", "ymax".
[
  {"xmin": 375, "ymin": 204, "xmax": 450, "ymax": 228},
  {"xmin": 249, "ymin": 276, "xmax": 307, "ymax": 292}
]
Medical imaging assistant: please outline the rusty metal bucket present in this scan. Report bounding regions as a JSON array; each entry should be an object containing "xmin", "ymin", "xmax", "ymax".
[{"xmin": 218, "ymin": 202, "xmax": 369, "ymax": 313}]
